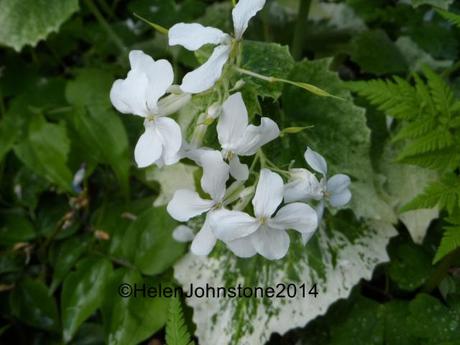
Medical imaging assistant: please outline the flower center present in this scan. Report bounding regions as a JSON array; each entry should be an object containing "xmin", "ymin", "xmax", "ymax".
[
  {"xmin": 259, "ymin": 216, "xmax": 268, "ymax": 225},
  {"xmin": 223, "ymin": 150, "xmax": 235, "ymax": 161}
]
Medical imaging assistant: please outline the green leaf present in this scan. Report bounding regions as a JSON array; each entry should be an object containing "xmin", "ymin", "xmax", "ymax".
[
  {"xmin": 49, "ymin": 236, "xmax": 90, "ymax": 293},
  {"xmin": 433, "ymin": 225, "xmax": 460, "ymax": 263},
  {"xmin": 388, "ymin": 242, "xmax": 433, "ymax": 291},
  {"xmin": 122, "ymin": 207, "xmax": 186, "ymax": 275},
  {"xmin": 0, "ymin": 212, "xmax": 36, "ymax": 246},
  {"xmin": 14, "ymin": 115, "xmax": 73, "ymax": 192},
  {"xmin": 101, "ymin": 269, "xmax": 170, "ymax": 345},
  {"xmin": 10, "ymin": 278, "xmax": 59, "ymax": 332},
  {"xmin": 61, "ymin": 257, "xmax": 112, "ymax": 342},
  {"xmin": 438, "ymin": 9, "xmax": 460, "ymax": 28},
  {"xmin": 402, "ymin": 174, "xmax": 460, "ymax": 215},
  {"xmin": 407, "ymin": 294, "xmax": 460, "ymax": 342},
  {"xmin": 350, "ymin": 30, "xmax": 408, "ymax": 75},
  {"xmin": 0, "ymin": 0, "xmax": 79, "ymax": 51},
  {"xmin": 0, "ymin": 105, "xmax": 22, "ymax": 162},
  {"xmin": 411, "ymin": 0, "xmax": 453, "ymax": 9},
  {"xmin": 65, "ymin": 69, "xmax": 130, "ymax": 194},
  {"xmin": 165, "ymin": 298, "xmax": 194, "ymax": 345},
  {"xmin": 329, "ymin": 297, "xmax": 384, "ymax": 345},
  {"xmin": 240, "ymin": 41, "xmax": 295, "ymax": 99}
]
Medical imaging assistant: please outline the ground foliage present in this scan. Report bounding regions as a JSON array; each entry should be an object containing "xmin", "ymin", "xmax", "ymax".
[{"xmin": 0, "ymin": 0, "xmax": 460, "ymax": 345}]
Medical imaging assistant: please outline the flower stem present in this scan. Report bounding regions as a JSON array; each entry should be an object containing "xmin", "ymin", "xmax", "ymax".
[
  {"xmin": 234, "ymin": 66, "xmax": 343, "ymax": 99},
  {"xmin": 84, "ymin": 0, "xmax": 127, "ymax": 54},
  {"xmin": 291, "ymin": 0, "xmax": 311, "ymax": 60},
  {"xmin": 422, "ymin": 248, "xmax": 460, "ymax": 293}
]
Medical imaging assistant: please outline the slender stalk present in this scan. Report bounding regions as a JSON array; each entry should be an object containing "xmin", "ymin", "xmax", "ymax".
[
  {"xmin": 84, "ymin": 0, "xmax": 127, "ymax": 54},
  {"xmin": 291, "ymin": 0, "xmax": 311, "ymax": 60},
  {"xmin": 423, "ymin": 248, "xmax": 460, "ymax": 293}
]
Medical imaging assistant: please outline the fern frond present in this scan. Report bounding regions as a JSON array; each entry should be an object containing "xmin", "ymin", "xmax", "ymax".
[
  {"xmin": 401, "ymin": 150, "xmax": 459, "ymax": 171},
  {"xmin": 392, "ymin": 118, "xmax": 437, "ymax": 142},
  {"xmin": 437, "ymin": 9, "xmax": 460, "ymax": 28},
  {"xmin": 401, "ymin": 174, "xmax": 460, "ymax": 214},
  {"xmin": 347, "ymin": 78, "xmax": 421, "ymax": 119},
  {"xmin": 423, "ymin": 66, "xmax": 455, "ymax": 116},
  {"xmin": 166, "ymin": 298, "xmax": 194, "ymax": 345},
  {"xmin": 397, "ymin": 129, "xmax": 454, "ymax": 159},
  {"xmin": 433, "ymin": 226, "xmax": 460, "ymax": 263}
]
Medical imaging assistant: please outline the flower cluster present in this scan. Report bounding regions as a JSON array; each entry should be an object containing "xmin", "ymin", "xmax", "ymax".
[{"xmin": 109, "ymin": 0, "xmax": 351, "ymax": 260}]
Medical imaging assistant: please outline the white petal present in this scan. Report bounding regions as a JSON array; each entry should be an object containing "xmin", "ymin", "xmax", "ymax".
[
  {"xmin": 283, "ymin": 168, "xmax": 323, "ymax": 203},
  {"xmin": 134, "ymin": 126, "xmax": 163, "ymax": 168},
  {"xmin": 250, "ymin": 226, "xmax": 290, "ymax": 260},
  {"xmin": 226, "ymin": 237, "xmax": 257, "ymax": 258},
  {"xmin": 209, "ymin": 209, "xmax": 259, "ymax": 242},
  {"xmin": 180, "ymin": 45, "xmax": 232, "ymax": 94},
  {"xmin": 316, "ymin": 200, "xmax": 325, "ymax": 223},
  {"xmin": 199, "ymin": 150, "xmax": 229, "ymax": 201},
  {"xmin": 301, "ymin": 232, "xmax": 315, "ymax": 246},
  {"xmin": 304, "ymin": 147, "xmax": 328, "ymax": 176},
  {"xmin": 155, "ymin": 117, "xmax": 182, "ymax": 165},
  {"xmin": 232, "ymin": 0, "xmax": 266, "ymax": 39},
  {"xmin": 168, "ymin": 23, "xmax": 229, "ymax": 51},
  {"xmin": 252, "ymin": 169, "xmax": 284, "ymax": 218},
  {"xmin": 110, "ymin": 70, "xmax": 150, "ymax": 116},
  {"xmin": 229, "ymin": 155, "xmax": 249, "ymax": 181},
  {"xmin": 167, "ymin": 189, "xmax": 214, "ymax": 222},
  {"xmin": 129, "ymin": 51, "xmax": 174, "ymax": 112},
  {"xmin": 190, "ymin": 215, "xmax": 217, "ymax": 256},
  {"xmin": 172, "ymin": 225, "xmax": 194, "ymax": 242},
  {"xmin": 217, "ymin": 92, "xmax": 248, "ymax": 147},
  {"xmin": 329, "ymin": 189, "xmax": 352, "ymax": 207},
  {"xmin": 157, "ymin": 92, "xmax": 191, "ymax": 117},
  {"xmin": 327, "ymin": 174, "xmax": 351, "ymax": 194},
  {"xmin": 234, "ymin": 117, "xmax": 280, "ymax": 156},
  {"xmin": 270, "ymin": 203, "xmax": 318, "ymax": 234}
]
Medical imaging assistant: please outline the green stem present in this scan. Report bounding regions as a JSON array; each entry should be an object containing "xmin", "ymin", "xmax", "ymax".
[
  {"xmin": 291, "ymin": 0, "xmax": 311, "ymax": 60},
  {"xmin": 423, "ymin": 248, "xmax": 460, "ymax": 293},
  {"xmin": 84, "ymin": 0, "xmax": 127, "ymax": 54}
]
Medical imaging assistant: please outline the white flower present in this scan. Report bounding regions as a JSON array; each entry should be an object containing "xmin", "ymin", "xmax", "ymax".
[
  {"xmin": 284, "ymin": 147, "xmax": 352, "ymax": 210},
  {"xmin": 110, "ymin": 50, "xmax": 190, "ymax": 168},
  {"xmin": 217, "ymin": 92, "xmax": 279, "ymax": 181},
  {"xmin": 172, "ymin": 225, "xmax": 195, "ymax": 242},
  {"xmin": 210, "ymin": 169, "xmax": 318, "ymax": 260},
  {"xmin": 167, "ymin": 150, "xmax": 230, "ymax": 255},
  {"xmin": 168, "ymin": 0, "xmax": 266, "ymax": 93}
]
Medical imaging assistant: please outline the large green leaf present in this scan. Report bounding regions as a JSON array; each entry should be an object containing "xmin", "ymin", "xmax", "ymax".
[
  {"xmin": 0, "ymin": 0, "xmax": 79, "ymax": 51},
  {"xmin": 49, "ymin": 236, "xmax": 90, "ymax": 292},
  {"xmin": 61, "ymin": 257, "xmax": 112, "ymax": 342},
  {"xmin": 65, "ymin": 69, "xmax": 130, "ymax": 194},
  {"xmin": 10, "ymin": 278, "xmax": 60, "ymax": 332},
  {"xmin": 101, "ymin": 269, "xmax": 170, "ymax": 345},
  {"xmin": 14, "ymin": 115, "xmax": 73, "ymax": 192},
  {"xmin": 174, "ymin": 59, "xmax": 397, "ymax": 344},
  {"xmin": 122, "ymin": 207, "xmax": 186, "ymax": 275},
  {"xmin": 240, "ymin": 41, "xmax": 295, "ymax": 99},
  {"xmin": 350, "ymin": 30, "xmax": 407, "ymax": 75},
  {"xmin": 0, "ymin": 212, "xmax": 36, "ymax": 246}
]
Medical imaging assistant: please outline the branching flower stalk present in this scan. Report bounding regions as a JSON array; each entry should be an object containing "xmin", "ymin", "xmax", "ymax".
[{"xmin": 109, "ymin": 0, "xmax": 351, "ymax": 260}]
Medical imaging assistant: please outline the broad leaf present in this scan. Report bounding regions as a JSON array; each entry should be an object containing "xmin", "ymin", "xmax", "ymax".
[
  {"xmin": 14, "ymin": 115, "xmax": 73, "ymax": 192},
  {"xmin": 10, "ymin": 278, "xmax": 60, "ymax": 332},
  {"xmin": 61, "ymin": 257, "xmax": 112, "ymax": 342},
  {"xmin": 122, "ymin": 207, "xmax": 186, "ymax": 275},
  {"xmin": 101, "ymin": 269, "xmax": 169, "ymax": 345},
  {"xmin": 66, "ymin": 69, "xmax": 130, "ymax": 194},
  {"xmin": 240, "ymin": 41, "xmax": 295, "ymax": 99},
  {"xmin": 0, "ymin": 0, "xmax": 79, "ymax": 51}
]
